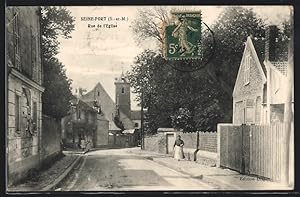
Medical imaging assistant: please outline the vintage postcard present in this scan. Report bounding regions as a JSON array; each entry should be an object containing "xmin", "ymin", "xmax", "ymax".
[{"xmin": 5, "ymin": 5, "xmax": 294, "ymax": 192}]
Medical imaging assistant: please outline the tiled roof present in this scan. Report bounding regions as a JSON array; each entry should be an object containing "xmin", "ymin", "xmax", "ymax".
[
  {"xmin": 270, "ymin": 61, "xmax": 288, "ymax": 76},
  {"xmin": 251, "ymin": 38, "xmax": 288, "ymax": 77}
]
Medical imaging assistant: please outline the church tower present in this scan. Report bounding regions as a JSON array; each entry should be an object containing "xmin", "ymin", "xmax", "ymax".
[{"xmin": 115, "ymin": 72, "xmax": 131, "ymax": 118}]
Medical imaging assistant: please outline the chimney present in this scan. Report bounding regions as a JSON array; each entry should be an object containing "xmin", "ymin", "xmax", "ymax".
[{"xmin": 265, "ymin": 25, "xmax": 279, "ymax": 61}]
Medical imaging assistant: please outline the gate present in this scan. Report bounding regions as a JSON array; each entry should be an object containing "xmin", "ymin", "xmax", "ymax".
[
  {"xmin": 220, "ymin": 124, "xmax": 250, "ymax": 173},
  {"xmin": 218, "ymin": 123, "xmax": 289, "ymax": 182}
]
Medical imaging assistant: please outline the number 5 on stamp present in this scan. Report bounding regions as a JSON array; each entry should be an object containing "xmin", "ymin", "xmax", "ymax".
[{"xmin": 164, "ymin": 11, "xmax": 202, "ymax": 60}]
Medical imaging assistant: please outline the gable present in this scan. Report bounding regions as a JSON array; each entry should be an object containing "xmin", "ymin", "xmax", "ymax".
[
  {"xmin": 233, "ymin": 37, "xmax": 267, "ymax": 99},
  {"xmin": 81, "ymin": 82, "xmax": 135, "ymax": 130}
]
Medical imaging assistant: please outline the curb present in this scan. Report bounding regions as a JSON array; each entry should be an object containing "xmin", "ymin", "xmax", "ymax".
[
  {"xmin": 41, "ymin": 156, "xmax": 82, "ymax": 191},
  {"xmin": 148, "ymin": 156, "xmax": 242, "ymax": 190},
  {"xmin": 131, "ymin": 149, "xmax": 242, "ymax": 190}
]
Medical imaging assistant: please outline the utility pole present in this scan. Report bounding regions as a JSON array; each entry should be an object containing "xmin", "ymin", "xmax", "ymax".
[
  {"xmin": 140, "ymin": 87, "xmax": 144, "ymax": 150},
  {"xmin": 283, "ymin": 7, "xmax": 294, "ymax": 186}
]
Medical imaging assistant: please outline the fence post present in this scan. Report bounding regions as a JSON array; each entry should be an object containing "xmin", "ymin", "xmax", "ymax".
[{"xmin": 241, "ymin": 124, "xmax": 245, "ymax": 174}]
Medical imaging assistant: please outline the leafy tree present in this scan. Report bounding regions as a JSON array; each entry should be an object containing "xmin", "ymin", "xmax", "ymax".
[
  {"xmin": 41, "ymin": 6, "xmax": 75, "ymax": 60},
  {"xmin": 41, "ymin": 7, "xmax": 75, "ymax": 119},
  {"xmin": 42, "ymin": 58, "xmax": 73, "ymax": 118},
  {"xmin": 171, "ymin": 108, "xmax": 195, "ymax": 132},
  {"xmin": 209, "ymin": 7, "xmax": 265, "ymax": 94},
  {"xmin": 129, "ymin": 7, "xmax": 283, "ymax": 133},
  {"xmin": 127, "ymin": 50, "xmax": 227, "ymax": 133}
]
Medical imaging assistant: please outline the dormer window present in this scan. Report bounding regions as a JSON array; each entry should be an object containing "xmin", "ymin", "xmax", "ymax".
[{"xmin": 244, "ymin": 54, "xmax": 251, "ymax": 85}]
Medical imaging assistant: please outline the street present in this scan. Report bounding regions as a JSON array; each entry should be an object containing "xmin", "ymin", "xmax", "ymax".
[{"xmin": 56, "ymin": 148, "xmax": 214, "ymax": 191}]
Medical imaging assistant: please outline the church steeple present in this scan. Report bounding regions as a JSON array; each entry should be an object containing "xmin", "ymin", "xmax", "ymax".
[{"xmin": 114, "ymin": 72, "xmax": 131, "ymax": 118}]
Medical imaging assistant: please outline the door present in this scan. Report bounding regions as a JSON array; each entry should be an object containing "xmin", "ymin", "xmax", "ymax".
[{"xmin": 166, "ymin": 133, "xmax": 175, "ymax": 155}]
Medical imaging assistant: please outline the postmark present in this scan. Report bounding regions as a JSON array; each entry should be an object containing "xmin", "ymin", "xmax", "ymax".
[{"xmin": 164, "ymin": 11, "xmax": 202, "ymax": 60}]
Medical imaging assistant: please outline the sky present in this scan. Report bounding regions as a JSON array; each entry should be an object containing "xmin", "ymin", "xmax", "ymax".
[{"xmin": 56, "ymin": 6, "xmax": 291, "ymax": 110}]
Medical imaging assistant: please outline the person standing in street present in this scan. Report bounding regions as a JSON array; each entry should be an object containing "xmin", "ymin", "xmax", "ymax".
[{"xmin": 173, "ymin": 135, "xmax": 185, "ymax": 161}]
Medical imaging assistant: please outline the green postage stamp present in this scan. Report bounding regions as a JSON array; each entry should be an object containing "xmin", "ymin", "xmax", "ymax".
[{"xmin": 164, "ymin": 11, "xmax": 202, "ymax": 60}]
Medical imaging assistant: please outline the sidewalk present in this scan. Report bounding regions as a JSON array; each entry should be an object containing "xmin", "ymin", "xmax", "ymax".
[
  {"xmin": 127, "ymin": 148, "xmax": 292, "ymax": 190},
  {"xmin": 7, "ymin": 152, "xmax": 80, "ymax": 192}
]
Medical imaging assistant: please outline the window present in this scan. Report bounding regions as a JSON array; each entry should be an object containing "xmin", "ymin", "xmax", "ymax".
[
  {"xmin": 234, "ymin": 101, "xmax": 244, "ymax": 124},
  {"xmin": 15, "ymin": 94, "xmax": 20, "ymax": 131},
  {"xmin": 31, "ymin": 27, "xmax": 37, "ymax": 69},
  {"xmin": 255, "ymin": 96, "xmax": 261, "ymax": 123},
  {"xmin": 97, "ymin": 91, "xmax": 100, "ymax": 96},
  {"xmin": 121, "ymin": 87, "xmax": 125, "ymax": 94},
  {"xmin": 244, "ymin": 54, "xmax": 251, "ymax": 85},
  {"xmin": 13, "ymin": 12, "xmax": 20, "ymax": 69},
  {"xmin": 32, "ymin": 101, "xmax": 37, "ymax": 130},
  {"xmin": 135, "ymin": 123, "xmax": 139, "ymax": 127},
  {"xmin": 245, "ymin": 99, "xmax": 254, "ymax": 123}
]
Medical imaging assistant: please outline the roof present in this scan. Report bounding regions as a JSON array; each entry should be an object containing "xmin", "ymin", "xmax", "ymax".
[
  {"xmin": 70, "ymin": 97, "xmax": 98, "ymax": 113},
  {"xmin": 122, "ymin": 129, "xmax": 136, "ymax": 134},
  {"xmin": 80, "ymin": 82, "xmax": 134, "ymax": 131},
  {"xmin": 233, "ymin": 36, "xmax": 267, "ymax": 96},
  {"xmin": 251, "ymin": 36, "xmax": 289, "ymax": 76},
  {"xmin": 270, "ymin": 61, "xmax": 288, "ymax": 76},
  {"xmin": 157, "ymin": 128, "xmax": 176, "ymax": 132},
  {"xmin": 131, "ymin": 110, "xmax": 141, "ymax": 120}
]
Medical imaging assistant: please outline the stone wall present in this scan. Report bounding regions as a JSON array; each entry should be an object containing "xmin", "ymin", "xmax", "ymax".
[
  {"xmin": 95, "ymin": 116, "xmax": 109, "ymax": 146},
  {"xmin": 144, "ymin": 130, "xmax": 218, "ymax": 155},
  {"xmin": 176, "ymin": 132, "xmax": 198, "ymax": 149},
  {"xmin": 198, "ymin": 132, "xmax": 217, "ymax": 153},
  {"xmin": 41, "ymin": 115, "xmax": 62, "ymax": 164},
  {"xmin": 108, "ymin": 133, "xmax": 138, "ymax": 147},
  {"xmin": 7, "ymin": 74, "xmax": 43, "ymax": 185},
  {"xmin": 144, "ymin": 133, "xmax": 166, "ymax": 154}
]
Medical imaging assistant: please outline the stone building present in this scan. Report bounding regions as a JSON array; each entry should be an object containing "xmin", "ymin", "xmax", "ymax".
[
  {"xmin": 131, "ymin": 110, "xmax": 141, "ymax": 129},
  {"xmin": 232, "ymin": 25, "xmax": 293, "ymax": 124},
  {"xmin": 72, "ymin": 73, "xmax": 142, "ymax": 147},
  {"xmin": 80, "ymin": 73, "xmax": 135, "ymax": 133},
  {"xmin": 61, "ymin": 97, "xmax": 109, "ymax": 148},
  {"xmin": 6, "ymin": 7, "xmax": 44, "ymax": 184}
]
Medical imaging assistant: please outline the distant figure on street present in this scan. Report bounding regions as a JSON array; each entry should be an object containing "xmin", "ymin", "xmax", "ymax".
[
  {"xmin": 173, "ymin": 135, "xmax": 185, "ymax": 161},
  {"xmin": 80, "ymin": 136, "xmax": 86, "ymax": 151}
]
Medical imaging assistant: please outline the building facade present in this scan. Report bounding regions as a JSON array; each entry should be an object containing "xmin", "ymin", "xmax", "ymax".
[
  {"xmin": 61, "ymin": 97, "xmax": 109, "ymax": 148},
  {"xmin": 115, "ymin": 73, "xmax": 131, "ymax": 119},
  {"xmin": 131, "ymin": 110, "xmax": 141, "ymax": 129},
  {"xmin": 79, "ymin": 74, "xmax": 135, "ymax": 133},
  {"xmin": 6, "ymin": 7, "xmax": 44, "ymax": 185},
  {"xmin": 232, "ymin": 25, "xmax": 292, "ymax": 125}
]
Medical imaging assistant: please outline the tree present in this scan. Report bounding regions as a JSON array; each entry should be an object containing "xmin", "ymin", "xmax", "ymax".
[
  {"xmin": 129, "ymin": 7, "xmax": 281, "ymax": 133},
  {"xmin": 41, "ymin": 6, "xmax": 75, "ymax": 60},
  {"xmin": 209, "ymin": 7, "xmax": 265, "ymax": 93},
  {"xmin": 127, "ymin": 50, "xmax": 227, "ymax": 133},
  {"xmin": 132, "ymin": 7, "xmax": 170, "ymax": 46},
  {"xmin": 41, "ymin": 7, "xmax": 75, "ymax": 119},
  {"xmin": 42, "ymin": 58, "xmax": 73, "ymax": 118}
]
